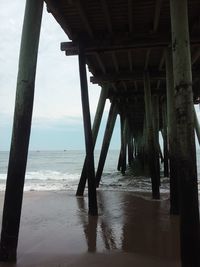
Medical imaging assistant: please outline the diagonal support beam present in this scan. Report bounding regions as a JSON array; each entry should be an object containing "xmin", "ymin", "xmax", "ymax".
[
  {"xmin": 78, "ymin": 45, "xmax": 97, "ymax": 215},
  {"xmin": 96, "ymin": 102, "xmax": 118, "ymax": 187},
  {"xmin": 76, "ymin": 86, "xmax": 108, "ymax": 196}
]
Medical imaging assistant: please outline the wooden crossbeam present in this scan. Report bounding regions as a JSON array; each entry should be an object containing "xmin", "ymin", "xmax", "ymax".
[
  {"xmin": 153, "ymin": 0, "xmax": 163, "ymax": 32},
  {"xmin": 91, "ymin": 69, "xmax": 200, "ymax": 84},
  {"xmin": 90, "ymin": 70, "xmax": 166, "ymax": 84},
  {"xmin": 107, "ymin": 88, "xmax": 167, "ymax": 97},
  {"xmin": 61, "ymin": 35, "xmax": 200, "ymax": 55},
  {"xmin": 101, "ymin": 0, "xmax": 112, "ymax": 33}
]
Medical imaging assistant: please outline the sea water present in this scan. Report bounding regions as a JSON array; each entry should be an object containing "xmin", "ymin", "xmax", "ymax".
[{"xmin": 0, "ymin": 149, "xmax": 199, "ymax": 192}]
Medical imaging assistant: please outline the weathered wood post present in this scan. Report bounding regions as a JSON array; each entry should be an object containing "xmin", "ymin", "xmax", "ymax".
[
  {"xmin": 0, "ymin": 0, "xmax": 43, "ymax": 262},
  {"xmin": 170, "ymin": 0, "xmax": 200, "ymax": 265},
  {"xmin": 76, "ymin": 86, "xmax": 108, "ymax": 196},
  {"xmin": 161, "ymin": 99, "xmax": 169, "ymax": 177},
  {"xmin": 117, "ymin": 113, "xmax": 125, "ymax": 171},
  {"xmin": 121, "ymin": 118, "xmax": 128, "ymax": 174},
  {"xmin": 78, "ymin": 44, "xmax": 98, "ymax": 216},
  {"xmin": 165, "ymin": 48, "xmax": 179, "ymax": 215},
  {"xmin": 96, "ymin": 102, "xmax": 118, "ymax": 187},
  {"xmin": 152, "ymin": 95, "xmax": 161, "ymax": 184},
  {"xmin": 144, "ymin": 72, "xmax": 160, "ymax": 199},
  {"xmin": 142, "ymin": 118, "xmax": 148, "ymax": 167}
]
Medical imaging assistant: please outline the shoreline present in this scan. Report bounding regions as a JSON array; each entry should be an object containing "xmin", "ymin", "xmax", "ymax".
[{"xmin": 0, "ymin": 190, "xmax": 180, "ymax": 266}]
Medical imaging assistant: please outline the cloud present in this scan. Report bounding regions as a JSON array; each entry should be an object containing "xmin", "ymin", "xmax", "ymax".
[
  {"xmin": 0, "ymin": 1, "xmax": 101, "ymax": 121},
  {"xmin": 0, "ymin": 1, "xmax": 106, "ymax": 150}
]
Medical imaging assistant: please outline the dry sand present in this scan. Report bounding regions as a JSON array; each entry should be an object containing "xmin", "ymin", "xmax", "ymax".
[{"xmin": 0, "ymin": 190, "xmax": 180, "ymax": 267}]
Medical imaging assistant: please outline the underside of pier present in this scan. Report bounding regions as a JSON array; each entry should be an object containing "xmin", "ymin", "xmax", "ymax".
[{"xmin": 0, "ymin": 1, "xmax": 200, "ymax": 266}]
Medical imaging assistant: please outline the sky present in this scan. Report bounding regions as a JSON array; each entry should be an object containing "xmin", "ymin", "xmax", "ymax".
[
  {"xmin": 0, "ymin": 0, "xmax": 199, "ymax": 151},
  {"xmin": 0, "ymin": 0, "xmax": 120, "ymax": 151}
]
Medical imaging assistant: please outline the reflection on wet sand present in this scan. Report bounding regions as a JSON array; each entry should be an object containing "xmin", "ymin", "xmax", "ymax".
[
  {"xmin": 0, "ymin": 191, "xmax": 180, "ymax": 266},
  {"xmin": 76, "ymin": 197, "xmax": 98, "ymax": 252},
  {"xmin": 76, "ymin": 191, "xmax": 180, "ymax": 262}
]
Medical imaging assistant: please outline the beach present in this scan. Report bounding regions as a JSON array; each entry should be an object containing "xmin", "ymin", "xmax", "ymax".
[{"xmin": 0, "ymin": 190, "xmax": 181, "ymax": 267}]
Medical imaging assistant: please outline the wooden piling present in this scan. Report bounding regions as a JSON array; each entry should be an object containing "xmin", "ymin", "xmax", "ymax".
[
  {"xmin": 78, "ymin": 45, "xmax": 98, "ymax": 216},
  {"xmin": 96, "ymin": 102, "xmax": 118, "ymax": 187},
  {"xmin": 152, "ymin": 95, "xmax": 161, "ymax": 184},
  {"xmin": 165, "ymin": 48, "xmax": 179, "ymax": 215},
  {"xmin": 162, "ymin": 99, "xmax": 169, "ymax": 177},
  {"xmin": 121, "ymin": 118, "xmax": 128, "ymax": 174},
  {"xmin": 144, "ymin": 72, "xmax": 160, "ymax": 199},
  {"xmin": 0, "ymin": 0, "xmax": 43, "ymax": 261},
  {"xmin": 117, "ymin": 114, "xmax": 125, "ymax": 171},
  {"xmin": 76, "ymin": 86, "xmax": 108, "ymax": 196},
  {"xmin": 142, "ymin": 118, "xmax": 149, "ymax": 167},
  {"xmin": 170, "ymin": 0, "xmax": 200, "ymax": 265}
]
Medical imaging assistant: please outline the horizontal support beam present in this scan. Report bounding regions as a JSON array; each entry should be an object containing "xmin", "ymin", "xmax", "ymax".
[
  {"xmin": 91, "ymin": 69, "xmax": 200, "ymax": 84},
  {"xmin": 61, "ymin": 34, "xmax": 200, "ymax": 55},
  {"xmin": 109, "ymin": 91, "xmax": 166, "ymax": 99},
  {"xmin": 90, "ymin": 70, "xmax": 166, "ymax": 83}
]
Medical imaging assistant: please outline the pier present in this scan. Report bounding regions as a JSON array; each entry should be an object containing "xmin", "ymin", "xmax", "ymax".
[{"xmin": 0, "ymin": 0, "xmax": 200, "ymax": 266}]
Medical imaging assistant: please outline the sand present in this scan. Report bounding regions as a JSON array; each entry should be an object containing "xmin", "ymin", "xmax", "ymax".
[{"xmin": 0, "ymin": 190, "xmax": 180, "ymax": 267}]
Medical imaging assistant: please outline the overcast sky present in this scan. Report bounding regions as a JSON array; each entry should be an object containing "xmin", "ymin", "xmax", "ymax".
[
  {"xmin": 0, "ymin": 0, "xmax": 119, "ymax": 151},
  {"xmin": 0, "ymin": 1, "xmax": 199, "ymax": 151}
]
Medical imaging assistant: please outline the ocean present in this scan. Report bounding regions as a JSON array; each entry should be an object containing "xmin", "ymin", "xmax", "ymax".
[{"xmin": 0, "ymin": 149, "xmax": 199, "ymax": 192}]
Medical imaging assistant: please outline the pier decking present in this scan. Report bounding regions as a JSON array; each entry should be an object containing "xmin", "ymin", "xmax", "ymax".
[{"xmin": 0, "ymin": 1, "xmax": 200, "ymax": 266}]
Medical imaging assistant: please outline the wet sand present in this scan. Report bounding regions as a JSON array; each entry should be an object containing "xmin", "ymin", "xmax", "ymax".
[{"xmin": 0, "ymin": 190, "xmax": 180, "ymax": 267}]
